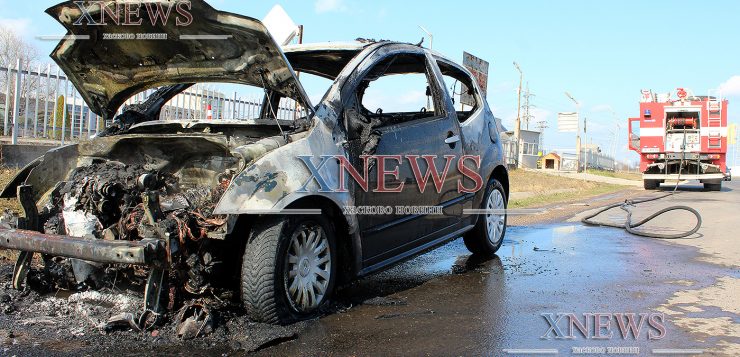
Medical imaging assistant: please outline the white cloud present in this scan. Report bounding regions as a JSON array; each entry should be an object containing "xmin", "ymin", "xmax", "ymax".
[
  {"xmin": 314, "ymin": 0, "xmax": 347, "ymax": 14},
  {"xmin": 0, "ymin": 18, "xmax": 32, "ymax": 37},
  {"xmin": 719, "ymin": 75, "xmax": 740, "ymax": 97}
]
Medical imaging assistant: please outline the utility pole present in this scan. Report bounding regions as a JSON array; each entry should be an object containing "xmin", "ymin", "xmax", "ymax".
[
  {"xmin": 513, "ymin": 62, "xmax": 523, "ymax": 168},
  {"xmin": 535, "ymin": 120, "xmax": 548, "ymax": 154},
  {"xmin": 522, "ymin": 82, "xmax": 535, "ymax": 130}
]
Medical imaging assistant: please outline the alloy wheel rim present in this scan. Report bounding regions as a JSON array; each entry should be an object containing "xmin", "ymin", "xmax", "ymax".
[
  {"xmin": 485, "ymin": 189, "xmax": 506, "ymax": 245},
  {"xmin": 285, "ymin": 223, "xmax": 331, "ymax": 312}
]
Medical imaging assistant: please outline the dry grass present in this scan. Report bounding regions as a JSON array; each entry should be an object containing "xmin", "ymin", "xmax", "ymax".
[
  {"xmin": 508, "ymin": 169, "xmax": 627, "ymax": 208},
  {"xmin": 0, "ymin": 167, "xmax": 21, "ymax": 213},
  {"xmin": 0, "ymin": 167, "xmax": 21, "ymax": 261},
  {"xmin": 509, "ymin": 169, "xmax": 614, "ymax": 193},
  {"xmin": 586, "ymin": 168, "xmax": 642, "ymax": 181}
]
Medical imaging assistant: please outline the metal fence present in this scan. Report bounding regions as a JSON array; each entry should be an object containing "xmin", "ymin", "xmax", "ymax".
[
  {"xmin": 559, "ymin": 150, "xmax": 616, "ymax": 172},
  {"xmin": 0, "ymin": 59, "xmax": 305, "ymax": 146}
]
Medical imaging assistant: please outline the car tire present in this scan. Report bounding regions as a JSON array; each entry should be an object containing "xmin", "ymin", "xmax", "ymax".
[
  {"xmin": 463, "ymin": 178, "xmax": 507, "ymax": 256},
  {"xmin": 643, "ymin": 179, "xmax": 659, "ymax": 190},
  {"xmin": 241, "ymin": 215, "xmax": 337, "ymax": 324},
  {"xmin": 704, "ymin": 182, "xmax": 721, "ymax": 191}
]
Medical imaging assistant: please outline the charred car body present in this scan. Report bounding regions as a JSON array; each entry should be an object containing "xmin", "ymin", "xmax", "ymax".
[{"xmin": 0, "ymin": 1, "xmax": 508, "ymax": 324}]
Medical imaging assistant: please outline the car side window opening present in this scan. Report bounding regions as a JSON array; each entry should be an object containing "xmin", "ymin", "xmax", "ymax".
[
  {"xmin": 437, "ymin": 60, "xmax": 479, "ymax": 122},
  {"xmin": 355, "ymin": 53, "xmax": 442, "ymax": 128}
]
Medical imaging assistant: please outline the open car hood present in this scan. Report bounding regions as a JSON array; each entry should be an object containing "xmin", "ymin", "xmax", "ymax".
[{"xmin": 46, "ymin": 0, "xmax": 311, "ymax": 120}]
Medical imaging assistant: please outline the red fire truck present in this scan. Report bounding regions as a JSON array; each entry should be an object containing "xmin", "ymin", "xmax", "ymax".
[{"xmin": 628, "ymin": 88, "xmax": 728, "ymax": 191}]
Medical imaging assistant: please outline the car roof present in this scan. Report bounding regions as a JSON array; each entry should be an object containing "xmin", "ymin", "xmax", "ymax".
[
  {"xmin": 282, "ymin": 41, "xmax": 371, "ymax": 53},
  {"xmin": 283, "ymin": 41, "xmax": 461, "ymax": 80}
]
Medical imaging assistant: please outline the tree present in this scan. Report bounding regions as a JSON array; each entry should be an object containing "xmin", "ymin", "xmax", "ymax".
[
  {"xmin": 0, "ymin": 24, "xmax": 42, "ymax": 134},
  {"xmin": 0, "ymin": 24, "xmax": 38, "ymax": 67},
  {"xmin": 53, "ymin": 95, "xmax": 70, "ymax": 139}
]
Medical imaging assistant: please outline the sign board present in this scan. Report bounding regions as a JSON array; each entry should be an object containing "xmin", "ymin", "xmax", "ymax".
[
  {"xmin": 640, "ymin": 89, "xmax": 653, "ymax": 103},
  {"xmin": 557, "ymin": 112, "xmax": 579, "ymax": 133},
  {"xmin": 461, "ymin": 51, "xmax": 489, "ymax": 106},
  {"xmin": 263, "ymin": 5, "xmax": 299, "ymax": 46}
]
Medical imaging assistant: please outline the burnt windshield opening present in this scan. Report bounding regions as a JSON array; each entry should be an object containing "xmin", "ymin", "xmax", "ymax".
[{"xmin": 99, "ymin": 82, "xmax": 311, "ymax": 137}]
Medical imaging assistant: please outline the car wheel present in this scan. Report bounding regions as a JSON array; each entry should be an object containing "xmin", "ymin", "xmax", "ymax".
[
  {"xmin": 463, "ymin": 178, "xmax": 507, "ymax": 256},
  {"xmin": 241, "ymin": 215, "xmax": 336, "ymax": 324}
]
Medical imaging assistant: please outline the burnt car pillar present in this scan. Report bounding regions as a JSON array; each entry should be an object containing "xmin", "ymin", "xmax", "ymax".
[{"xmin": 11, "ymin": 185, "xmax": 39, "ymax": 290}]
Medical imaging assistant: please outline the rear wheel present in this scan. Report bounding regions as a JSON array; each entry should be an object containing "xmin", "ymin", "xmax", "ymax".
[
  {"xmin": 643, "ymin": 179, "xmax": 659, "ymax": 190},
  {"xmin": 463, "ymin": 178, "xmax": 507, "ymax": 256},
  {"xmin": 704, "ymin": 182, "xmax": 722, "ymax": 191},
  {"xmin": 241, "ymin": 215, "xmax": 336, "ymax": 324}
]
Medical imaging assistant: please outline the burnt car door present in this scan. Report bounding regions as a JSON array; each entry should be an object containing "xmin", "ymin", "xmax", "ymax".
[{"xmin": 343, "ymin": 48, "xmax": 465, "ymax": 266}]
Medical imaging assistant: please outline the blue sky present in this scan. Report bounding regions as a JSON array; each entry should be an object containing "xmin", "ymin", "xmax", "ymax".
[{"xmin": 3, "ymin": 0, "xmax": 740, "ymax": 165}]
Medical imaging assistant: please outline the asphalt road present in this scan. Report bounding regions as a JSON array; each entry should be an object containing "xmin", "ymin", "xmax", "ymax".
[{"xmin": 252, "ymin": 180, "xmax": 739, "ymax": 356}]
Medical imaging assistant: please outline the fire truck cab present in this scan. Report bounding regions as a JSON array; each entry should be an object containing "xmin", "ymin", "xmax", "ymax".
[{"xmin": 628, "ymin": 88, "xmax": 728, "ymax": 191}]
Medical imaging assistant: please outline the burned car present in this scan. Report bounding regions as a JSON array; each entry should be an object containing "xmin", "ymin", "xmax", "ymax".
[{"xmin": 0, "ymin": 1, "xmax": 508, "ymax": 325}]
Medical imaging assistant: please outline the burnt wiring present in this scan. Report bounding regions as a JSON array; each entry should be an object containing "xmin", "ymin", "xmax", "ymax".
[{"xmin": 582, "ymin": 128, "xmax": 702, "ymax": 239}]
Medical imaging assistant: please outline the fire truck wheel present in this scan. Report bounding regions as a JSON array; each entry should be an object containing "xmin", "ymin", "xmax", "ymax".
[
  {"xmin": 704, "ymin": 182, "xmax": 722, "ymax": 191},
  {"xmin": 643, "ymin": 180, "xmax": 659, "ymax": 190}
]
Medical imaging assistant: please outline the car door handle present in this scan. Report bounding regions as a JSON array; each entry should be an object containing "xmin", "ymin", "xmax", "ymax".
[{"xmin": 444, "ymin": 135, "xmax": 460, "ymax": 144}]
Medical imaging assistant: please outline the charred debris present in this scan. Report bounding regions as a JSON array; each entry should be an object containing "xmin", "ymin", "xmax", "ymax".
[{"xmin": 0, "ymin": 92, "xmax": 309, "ymax": 336}]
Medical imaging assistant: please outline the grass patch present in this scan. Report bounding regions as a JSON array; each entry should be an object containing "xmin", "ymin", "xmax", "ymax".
[
  {"xmin": 509, "ymin": 183, "xmax": 625, "ymax": 208},
  {"xmin": 508, "ymin": 169, "xmax": 629, "ymax": 208},
  {"xmin": 586, "ymin": 168, "xmax": 642, "ymax": 181},
  {"xmin": 0, "ymin": 167, "xmax": 21, "ymax": 213}
]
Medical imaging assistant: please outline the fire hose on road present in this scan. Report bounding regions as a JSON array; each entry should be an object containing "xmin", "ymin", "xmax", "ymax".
[
  {"xmin": 583, "ymin": 129, "xmax": 702, "ymax": 239},
  {"xmin": 581, "ymin": 193, "xmax": 702, "ymax": 239}
]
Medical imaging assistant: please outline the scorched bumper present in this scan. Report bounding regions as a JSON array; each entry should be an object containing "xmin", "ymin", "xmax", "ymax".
[{"xmin": 0, "ymin": 228, "xmax": 166, "ymax": 266}]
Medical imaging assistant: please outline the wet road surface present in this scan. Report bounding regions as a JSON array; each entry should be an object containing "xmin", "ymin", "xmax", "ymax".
[{"xmin": 252, "ymin": 180, "xmax": 738, "ymax": 356}]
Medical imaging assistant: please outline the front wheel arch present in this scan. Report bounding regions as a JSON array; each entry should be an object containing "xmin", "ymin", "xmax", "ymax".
[
  {"xmin": 490, "ymin": 165, "xmax": 509, "ymax": 201},
  {"xmin": 283, "ymin": 196, "xmax": 356, "ymax": 284}
]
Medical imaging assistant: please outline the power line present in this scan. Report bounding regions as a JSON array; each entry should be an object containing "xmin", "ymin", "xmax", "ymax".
[{"xmin": 535, "ymin": 120, "xmax": 548, "ymax": 152}]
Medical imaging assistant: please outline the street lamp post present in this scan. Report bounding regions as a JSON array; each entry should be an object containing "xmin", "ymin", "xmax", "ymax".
[{"xmin": 514, "ymin": 62, "xmax": 523, "ymax": 168}]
